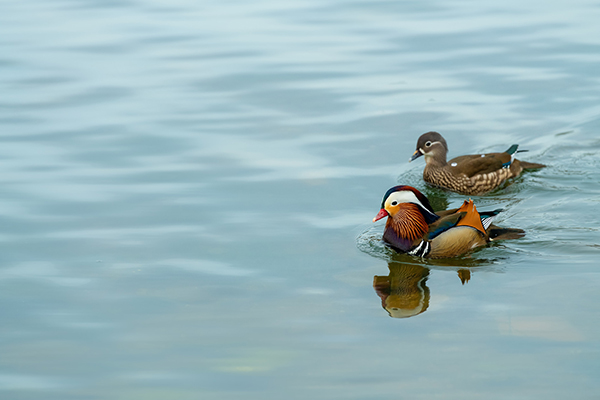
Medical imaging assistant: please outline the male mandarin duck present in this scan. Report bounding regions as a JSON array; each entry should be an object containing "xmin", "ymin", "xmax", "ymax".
[
  {"xmin": 372, "ymin": 185, "xmax": 524, "ymax": 258},
  {"xmin": 409, "ymin": 131, "xmax": 545, "ymax": 195}
]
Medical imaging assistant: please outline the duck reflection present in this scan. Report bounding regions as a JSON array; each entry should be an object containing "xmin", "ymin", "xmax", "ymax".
[
  {"xmin": 373, "ymin": 262, "xmax": 475, "ymax": 318},
  {"xmin": 457, "ymin": 268, "xmax": 470, "ymax": 284},
  {"xmin": 373, "ymin": 262, "xmax": 430, "ymax": 318}
]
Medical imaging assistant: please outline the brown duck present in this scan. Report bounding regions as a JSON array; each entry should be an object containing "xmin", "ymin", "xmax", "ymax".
[
  {"xmin": 409, "ymin": 131, "xmax": 545, "ymax": 195},
  {"xmin": 372, "ymin": 185, "xmax": 524, "ymax": 258}
]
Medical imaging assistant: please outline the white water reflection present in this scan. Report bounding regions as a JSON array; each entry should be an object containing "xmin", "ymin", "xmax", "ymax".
[
  {"xmin": 0, "ymin": 262, "xmax": 91, "ymax": 287},
  {"xmin": 0, "ymin": 374, "xmax": 67, "ymax": 390},
  {"xmin": 113, "ymin": 259, "xmax": 255, "ymax": 277}
]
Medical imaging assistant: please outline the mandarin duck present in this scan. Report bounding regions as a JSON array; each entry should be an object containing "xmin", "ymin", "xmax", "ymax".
[
  {"xmin": 372, "ymin": 185, "xmax": 524, "ymax": 258},
  {"xmin": 409, "ymin": 131, "xmax": 545, "ymax": 195}
]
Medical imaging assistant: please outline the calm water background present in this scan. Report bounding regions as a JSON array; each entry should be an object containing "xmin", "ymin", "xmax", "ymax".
[{"xmin": 2, "ymin": 0, "xmax": 600, "ymax": 398}]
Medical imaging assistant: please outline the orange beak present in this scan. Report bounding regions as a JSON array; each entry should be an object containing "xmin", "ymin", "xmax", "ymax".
[{"xmin": 373, "ymin": 208, "xmax": 389, "ymax": 222}]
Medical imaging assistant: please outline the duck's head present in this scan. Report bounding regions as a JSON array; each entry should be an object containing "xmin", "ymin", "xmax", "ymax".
[
  {"xmin": 409, "ymin": 131, "xmax": 449, "ymax": 163},
  {"xmin": 372, "ymin": 185, "xmax": 438, "ymax": 223}
]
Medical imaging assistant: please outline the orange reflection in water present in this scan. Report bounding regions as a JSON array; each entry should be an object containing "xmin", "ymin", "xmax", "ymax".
[{"xmin": 373, "ymin": 262, "xmax": 474, "ymax": 318}]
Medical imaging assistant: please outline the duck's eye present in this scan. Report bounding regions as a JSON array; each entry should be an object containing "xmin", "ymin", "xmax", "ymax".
[
  {"xmin": 425, "ymin": 141, "xmax": 432, "ymax": 147},
  {"xmin": 391, "ymin": 201, "xmax": 398, "ymax": 206}
]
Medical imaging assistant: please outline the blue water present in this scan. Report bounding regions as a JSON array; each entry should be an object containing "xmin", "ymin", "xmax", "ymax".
[{"xmin": 2, "ymin": 0, "xmax": 600, "ymax": 398}]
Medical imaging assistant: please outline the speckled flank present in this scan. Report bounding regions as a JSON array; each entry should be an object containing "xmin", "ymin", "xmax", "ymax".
[{"xmin": 424, "ymin": 165, "xmax": 515, "ymax": 195}]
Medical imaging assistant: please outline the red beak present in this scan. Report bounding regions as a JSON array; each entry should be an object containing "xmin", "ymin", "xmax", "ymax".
[{"xmin": 372, "ymin": 208, "xmax": 389, "ymax": 222}]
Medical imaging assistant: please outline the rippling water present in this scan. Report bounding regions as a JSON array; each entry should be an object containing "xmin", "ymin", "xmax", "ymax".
[{"xmin": 2, "ymin": 0, "xmax": 600, "ymax": 398}]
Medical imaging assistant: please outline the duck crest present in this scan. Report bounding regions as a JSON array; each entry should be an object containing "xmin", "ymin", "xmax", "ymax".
[{"xmin": 381, "ymin": 185, "xmax": 438, "ymax": 221}]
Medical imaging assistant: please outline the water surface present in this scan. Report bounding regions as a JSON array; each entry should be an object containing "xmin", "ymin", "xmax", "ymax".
[{"xmin": 1, "ymin": 0, "xmax": 600, "ymax": 399}]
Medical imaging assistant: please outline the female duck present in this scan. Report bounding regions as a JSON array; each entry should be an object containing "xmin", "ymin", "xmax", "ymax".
[{"xmin": 409, "ymin": 131, "xmax": 545, "ymax": 195}]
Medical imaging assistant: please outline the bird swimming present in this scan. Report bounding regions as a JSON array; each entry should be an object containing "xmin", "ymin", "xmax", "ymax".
[
  {"xmin": 409, "ymin": 131, "xmax": 545, "ymax": 195},
  {"xmin": 373, "ymin": 185, "xmax": 525, "ymax": 258}
]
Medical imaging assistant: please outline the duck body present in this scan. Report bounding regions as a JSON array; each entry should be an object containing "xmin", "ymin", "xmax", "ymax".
[
  {"xmin": 410, "ymin": 131, "xmax": 545, "ymax": 195},
  {"xmin": 373, "ymin": 185, "xmax": 524, "ymax": 258}
]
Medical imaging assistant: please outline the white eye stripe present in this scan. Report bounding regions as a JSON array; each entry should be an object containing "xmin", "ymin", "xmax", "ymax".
[
  {"xmin": 385, "ymin": 191, "xmax": 436, "ymax": 216},
  {"xmin": 386, "ymin": 191, "xmax": 419, "ymax": 206},
  {"xmin": 421, "ymin": 141, "xmax": 442, "ymax": 150}
]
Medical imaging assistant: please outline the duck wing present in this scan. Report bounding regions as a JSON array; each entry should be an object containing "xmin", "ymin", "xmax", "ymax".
[
  {"xmin": 427, "ymin": 212, "xmax": 465, "ymax": 239},
  {"xmin": 448, "ymin": 152, "xmax": 514, "ymax": 178},
  {"xmin": 429, "ymin": 199, "xmax": 489, "ymax": 238}
]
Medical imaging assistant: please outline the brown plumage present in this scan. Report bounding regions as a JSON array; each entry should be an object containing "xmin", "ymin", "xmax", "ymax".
[
  {"xmin": 373, "ymin": 185, "xmax": 524, "ymax": 258},
  {"xmin": 386, "ymin": 204, "xmax": 429, "ymax": 241},
  {"xmin": 409, "ymin": 131, "xmax": 545, "ymax": 195}
]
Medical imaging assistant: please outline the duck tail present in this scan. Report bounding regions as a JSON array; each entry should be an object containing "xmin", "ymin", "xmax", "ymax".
[
  {"xmin": 504, "ymin": 144, "xmax": 519, "ymax": 155},
  {"xmin": 519, "ymin": 160, "xmax": 546, "ymax": 169},
  {"xmin": 488, "ymin": 227, "xmax": 525, "ymax": 241},
  {"xmin": 506, "ymin": 145, "xmax": 545, "ymax": 169},
  {"xmin": 479, "ymin": 208, "xmax": 503, "ymax": 230}
]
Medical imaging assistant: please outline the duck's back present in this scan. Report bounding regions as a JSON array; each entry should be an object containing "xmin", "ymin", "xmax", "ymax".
[{"xmin": 447, "ymin": 152, "xmax": 514, "ymax": 177}]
